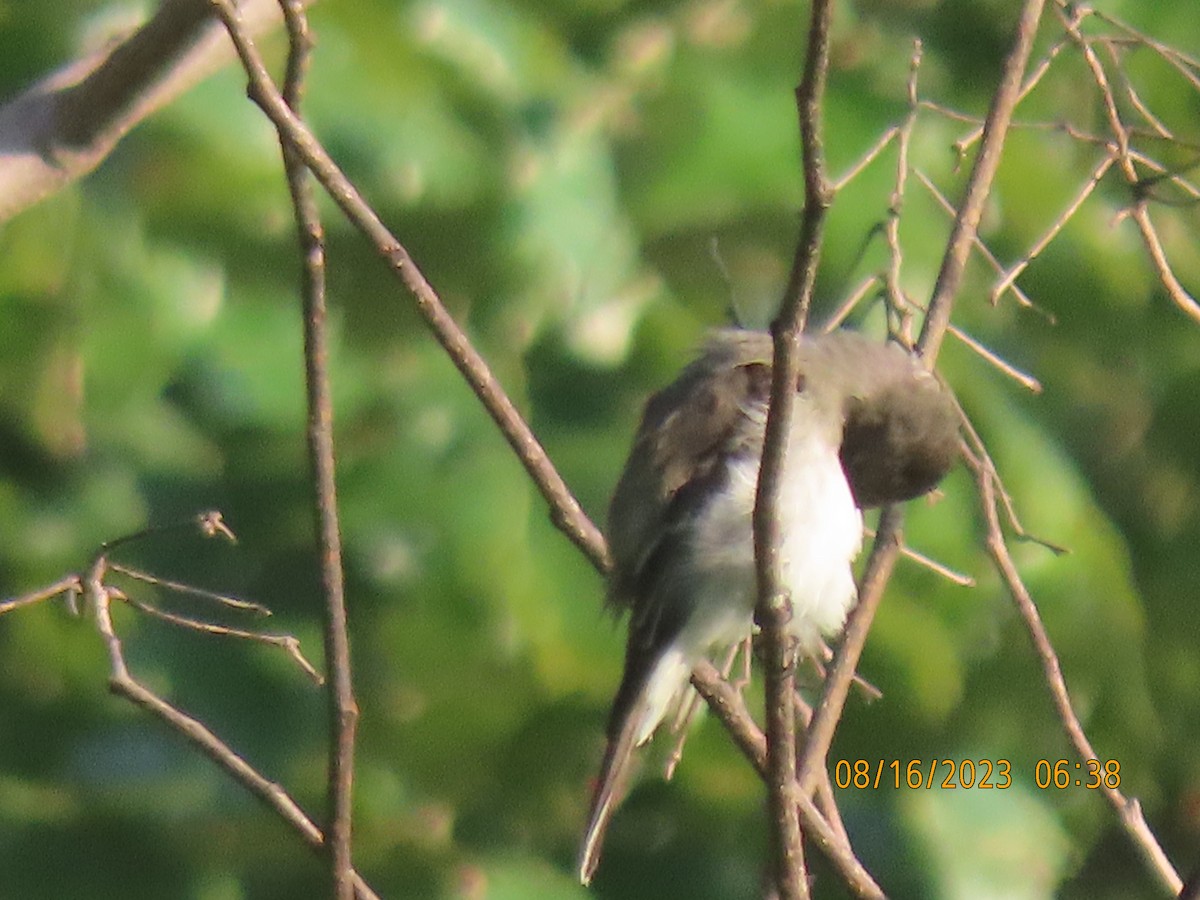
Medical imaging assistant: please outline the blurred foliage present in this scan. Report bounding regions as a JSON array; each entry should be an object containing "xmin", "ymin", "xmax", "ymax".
[{"xmin": 2, "ymin": 1, "xmax": 1199, "ymax": 898}]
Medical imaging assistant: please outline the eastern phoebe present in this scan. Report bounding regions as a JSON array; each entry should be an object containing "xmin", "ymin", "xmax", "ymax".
[{"xmin": 579, "ymin": 328, "xmax": 959, "ymax": 884}]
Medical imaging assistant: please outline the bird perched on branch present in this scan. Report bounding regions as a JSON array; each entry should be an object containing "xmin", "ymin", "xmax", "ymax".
[{"xmin": 578, "ymin": 328, "xmax": 960, "ymax": 884}]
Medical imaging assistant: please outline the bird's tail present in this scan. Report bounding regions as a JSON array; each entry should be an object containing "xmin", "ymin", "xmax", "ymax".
[
  {"xmin": 577, "ymin": 647, "xmax": 691, "ymax": 884},
  {"xmin": 577, "ymin": 708, "xmax": 642, "ymax": 885}
]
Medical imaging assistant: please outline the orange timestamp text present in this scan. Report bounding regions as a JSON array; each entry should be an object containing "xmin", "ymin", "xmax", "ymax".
[
  {"xmin": 1034, "ymin": 758, "xmax": 1121, "ymax": 789},
  {"xmin": 834, "ymin": 758, "xmax": 1012, "ymax": 790}
]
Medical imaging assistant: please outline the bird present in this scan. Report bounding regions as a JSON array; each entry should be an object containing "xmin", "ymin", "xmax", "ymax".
[{"xmin": 578, "ymin": 327, "xmax": 960, "ymax": 884}]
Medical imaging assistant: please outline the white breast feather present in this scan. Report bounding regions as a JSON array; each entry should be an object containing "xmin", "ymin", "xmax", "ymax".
[{"xmin": 631, "ymin": 401, "xmax": 863, "ymax": 745}]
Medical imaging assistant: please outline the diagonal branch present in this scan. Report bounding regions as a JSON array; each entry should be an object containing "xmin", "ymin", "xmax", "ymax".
[
  {"xmin": 918, "ymin": 0, "xmax": 1050, "ymax": 359},
  {"xmin": 204, "ymin": 0, "xmax": 608, "ymax": 576},
  {"xmin": 963, "ymin": 448, "xmax": 1182, "ymax": 895},
  {"xmin": 0, "ymin": 0, "xmax": 315, "ymax": 225},
  {"xmin": 691, "ymin": 663, "xmax": 885, "ymax": 900},
  {"xmin": 0, "ymin": 575, "xmax": 81, "ymax": 616}
]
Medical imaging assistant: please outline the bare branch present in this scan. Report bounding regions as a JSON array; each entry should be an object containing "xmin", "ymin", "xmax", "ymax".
[
  {"xmin": 204, "ymin": 0, "xmax": 608, "ymax": 575},
  {"xmin": 691, "ymin": 663, "xmax": 886, "ymax": 900},
  {"xmin": 831, "ymin": 126, "xmax": 899, "ymax": 193},
  {"xmin": 964, "ymin": 449, "xmax": 1182, "ymax": 895},
  {"xmin": 918, "ymin": 0, "xmax": 1050, "ymax": 358},
  {"xmin": 119, "ymin": 593, "xmax": 323, "ymax": 683},
  {"xmin": 270, "ymin": 0, "xmax": 358, "ymax": 894},
  {"xmin": 989, "ymin": 154, "xmax": 1117, "ymax": 304},
  {"xmin": 797, "ymin": 504, "xmax": 904, "ymax": 796},
  {"xmin": 956, "ymin": 429, "xmax": 1067, "ymax": 556},
  {"xmin": 797, "ymin": 0, "xmax": 1048, "ymax": 811},
  {"xmin": 108, "ymin": 562, "xmax": 271, "ymax": 617},
  {"xmin": 912, "ymin": 167, "xmax": 1044, "ymax": 315},
  {"xmin": 1058, "ymin": 5, "xmax": 1200, "ymax": 324},
  {"xmin": 943, "ymin": 323, "xmax": 1043, "ymax": 393},
  {"xmin": 820, "ymin": 275, "xmax": 880, "ymax": 333},
  {"xmin": 953, "ymin": 21, "xmax": 1077, "ymax": 156},
  {"xmin": 101, "ymin": 509, "xmax": 238, "ymax": 554},
  {"xmin": 0, "ymin": 0, "xmax": 317, "ymax": 225},
  {"xmin": 863, "ymin": 526, "xmax": 976, "ymax": 587},
  {"xmin": 753, "ymin": 0, "xmax": 838, "ymax": 892},
  {"xmin": 884, "ymin": 41, "xmax": 924, "ymax": 341},
  {"xmin": 1089, "ymin": 7, "xmax": 1200, "ymax": 93},
  {"xmin": 82, "ymin": 554, "xmax": 380, "ymax": 900}
]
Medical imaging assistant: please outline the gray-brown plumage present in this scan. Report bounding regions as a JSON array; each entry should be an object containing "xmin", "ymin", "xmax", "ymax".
[{"xmin": 579, "ymin": 328, "xmax": 959, "ymax": 885}]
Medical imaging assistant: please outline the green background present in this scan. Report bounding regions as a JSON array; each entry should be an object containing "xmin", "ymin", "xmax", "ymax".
[{"xmin": 1, "ymin": 1, "xmax": 1199, "ymax": 898}]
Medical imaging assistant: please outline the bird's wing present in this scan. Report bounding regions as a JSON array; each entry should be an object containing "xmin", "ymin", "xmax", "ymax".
[{"xmin": 604, "ymin": 337, "xmax": 772, "ymax": 616}]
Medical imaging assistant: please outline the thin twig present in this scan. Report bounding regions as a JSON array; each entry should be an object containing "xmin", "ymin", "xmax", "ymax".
[
  {"xmin": 108, "ymin": 562, "xmax": 271, "ymax": 616},
  {"xmin": 955, "ymin": 427, "xmax": 1066, "ymax": 556},
  {"xmin": 1088, "ymin": 6, "xmax": 1200, "ymax": 93},
  {"xmin": 912, "ymin": 167, "xmax": 1043, "ymax": 315},
  {"xmin": 1102, "ymin": 38, "xmax": 1174, "ymax": 141},
  {"xmin": 990, "ymin": 154, "xmax": 1117, "ymax": 304},
  {"xmin": 1127, "ymin": 148, "xmax": 1200, "ymax": 201},
  {"xmin": 0, "ymin": 575, "xmax": 82, "ymax": 616},
  {"xmin": 953, "ymin": 20, "xmax": 1076, "ymax": 155},
  {"xmin": 119, "ymin": 594, "xmax": 323, "ymax": 683},
  {"xmin": 881, "ymin": 41, "xmax": 924, "ymax": 345},
  {"xmin": 944, "ymin": 323, "xmax": 1043, "ymax": 393},
  {"xmin": 863, "ymin": 527, "xmax": 975, "ymax": 587},
  {"xmin": 919, "ymin": 0, "xmax": 1049, "ymax": 358},
  {"xmin": 831, "ymin": 126, "xmax": 899, "ymax": 193},
  {"xmin": 102, "ymin": 509, "xmax": 237, "ymax": 553},
  {"xmin": 820, "ymin": 275, "xmax": 880, "ymax": 333},
  {"xmin": 1058, "ymin": 5, "xmax": 1200, "ymax": 324},
  {"xmin": 275, "ymin": 1, "xmax": 358, "ymax": 895}
]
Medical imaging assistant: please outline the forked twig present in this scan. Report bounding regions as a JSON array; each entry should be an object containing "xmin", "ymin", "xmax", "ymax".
[
  {"xmin": 691, "ymin": 662, "xmax": 886, "ymax": 900},
  {"xmin": 85, "ymin": 553, "xmax": 380, "ymax": 900},
  {"xmin": 1057, "ymin": 3, "xmax": 1200, "ymax": 324},
  {"xmin": 4, "ymin": 512, "xmax": 374, "ymax": 896}
]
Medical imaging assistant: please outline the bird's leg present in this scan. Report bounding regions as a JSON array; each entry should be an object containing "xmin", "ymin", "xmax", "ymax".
[
  {"xmin": 728, "ymin": 636, "xmax": 753, "ymax": 693},
  {"xmin": 663, "ymin": 638, "xmax": 753, "ymax": 779},
  {"xmin": 664, "ymin": 690, "xmax": 701, "ymax": 780}
]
